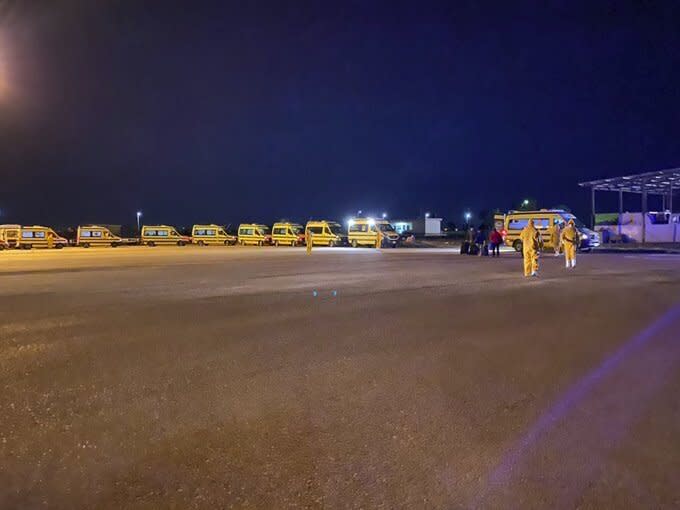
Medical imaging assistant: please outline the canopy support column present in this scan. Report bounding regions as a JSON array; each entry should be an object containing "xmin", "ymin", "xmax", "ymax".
[
  {"xmin": 641, "ymin": 180, "xmax": 647, "ymax": 244},
  {"xmin": 670, "ymin": 183, "xmax": 674, "ymax": 213},
  {"xmin": 618, "ymin": 190, "xmax": 623, "ymax": 237},
  {"xmin": 591, "ymin": 187, "xmax": 596, "ymax": 229}
]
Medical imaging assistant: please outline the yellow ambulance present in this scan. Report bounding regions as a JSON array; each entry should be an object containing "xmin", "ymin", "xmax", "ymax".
[
  {"xmin": 141, "ymin": 225, "xmax": 191, "ymax": 246},
  {"xmin": 77, "ymin": 225, "xmax": 124, "ymax": 247},
  {"xmin": 0, "ymin": 224, "xmax": 21, "ymax": 248},
  {"xmin": 192, "ymin": 224, "xmax": 237, "ymax": 246},
  {"xmin": 305, "ymin": 220, "xmax": 345, "ymax": 247},
  {"xmin": 271, "ymin": 222, "xmax": 304, "ymax": 246},
  {"xmin": 18, "ymin": 226, "xmax": 68, "ymax": 249},
  {"xmin": 495, "ymin": 209, "xmax": 599, "ymax": 252},
  {"xmin": 347, "ymin": 218, "xmax": 400, "ymax": 247},
  {"xmin": 237, "ymin": 224, "xmax": 271, "ymax": 246}
]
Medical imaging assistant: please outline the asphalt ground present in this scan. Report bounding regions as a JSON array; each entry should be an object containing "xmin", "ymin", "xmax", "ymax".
[{"xmin": 1, "ymin": 246, "xmax": 679, "ymax": 509}]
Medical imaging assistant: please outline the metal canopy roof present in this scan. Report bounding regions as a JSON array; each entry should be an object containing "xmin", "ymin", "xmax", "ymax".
[{"xmin": 579, "ymin": 167, "xmax": 680, "ymax": 195}]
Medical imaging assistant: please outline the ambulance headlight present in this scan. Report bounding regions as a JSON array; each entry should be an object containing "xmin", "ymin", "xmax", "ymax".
[{"xmin": 581, "ymin": 233, "xmax": 588, "ymax": 240}]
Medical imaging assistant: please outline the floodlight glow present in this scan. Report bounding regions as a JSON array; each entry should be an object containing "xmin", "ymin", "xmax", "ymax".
[
  {"xmin": 382, "ymin": 212, "xmax": 387, "ymax": 219},
  {"xmin": 465, "ymin": 212, "xmax": 472, "ymax": 221},
  {"xmin": 346, "ymin": 218, "xmax": 354, "ymax": 227},
  {"xmin": 368, "ymin": 218, "xmax": 376, "ymax": 226},
  {"xmin": 425, "ymin": 212, "xmax": 431, "ymax": 218}
]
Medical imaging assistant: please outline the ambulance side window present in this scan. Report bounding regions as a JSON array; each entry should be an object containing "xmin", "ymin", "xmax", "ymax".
[
  {"xmin": 534, "ymin": 218, "xmax": 549, "ymax": 229},
  {"xmin": 508, "ymin": 219, "xmax": 528, "ymax": 230}
]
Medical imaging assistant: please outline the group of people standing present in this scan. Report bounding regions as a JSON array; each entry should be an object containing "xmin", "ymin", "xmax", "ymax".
[
  {"xmin": 462, "ymin": 226, "xmax": 505, "ymax": 258},
  {"xmin": 463, "ymin": 220, "xmax": 581, "ymax": 278},
  {"xmin": 519, "ymin": 219, "xmax": 580, "ymax": 277}
]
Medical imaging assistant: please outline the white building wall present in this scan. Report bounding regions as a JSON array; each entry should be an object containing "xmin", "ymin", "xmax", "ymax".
[
  {"xmin": 424, "ymin": 218, "xmax": 442, "ymax": 237},
  {"xmin": 595, "ymin": 212, "xmax": 680, "ymax": 242}
]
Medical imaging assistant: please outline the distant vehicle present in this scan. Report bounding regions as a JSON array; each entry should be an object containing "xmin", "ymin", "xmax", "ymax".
[
  {"xmin": 18, "ymin": 226, "xmax": 68, "ymax": 249},
  {"xmin": 141, "ymin": 225, "xmax": 191, "ymax": 247},
  {"xmin": 305, "ymin": 220, "xmax": 346, "ymax": 247},
  {"xmin": 347, "ymin": 218, "xmax": 400, "ymax": 247},
  {"xmin": 77, "ymin": 225, "xmax": 134, "ymax": 248},
  {"xmin": 237, "ymin": 224, "xmax": 271, "ymax": 246},
  {"xmin": 0, "ymin": 224, "xmax": 21, "ymax": 248},
  {"xmin": 192, "ymin": 224, "xmax": 237, "ymax": 246},
  {"xmin": 494, "ymin": 209, "xmax": 600, "ymax": 252},
  {"xmin": 271, "ymin": 222, "xmax": 304, "ymax": 246}
]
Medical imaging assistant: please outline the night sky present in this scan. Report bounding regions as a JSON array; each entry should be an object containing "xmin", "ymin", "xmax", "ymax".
[{"xmin": 1, "ymin": 1, "xmax": 679, "ymax": 227}]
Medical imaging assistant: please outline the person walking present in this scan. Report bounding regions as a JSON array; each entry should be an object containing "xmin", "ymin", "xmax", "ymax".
[
  {"xmin": 560, "ymin": 219, "xmax": 580, "ymax": 269},
  {"xmin": 465, "ymin": 227, "xmax": 477, "ymax": 255},
  {"xmin": 374, "ymin": 226, "xmax": 382, "ymax": 249},
  {"xmin": 305, "ymin": 229, "xmax": 313, "ymax": 255},
  {"xmin": 489, "ymin": 228, "xmax": 503, "ymax": 257},
  {"xmin": 549, "ymin": 221, "xmax": 562, "ymax": 257},
  {"xmin": 474, "ymin": 227, "xmax": 486, "ymax": 257},
  {"xmin": 519, "ymin": 219, "xmax": 541, "ymax": 277}
]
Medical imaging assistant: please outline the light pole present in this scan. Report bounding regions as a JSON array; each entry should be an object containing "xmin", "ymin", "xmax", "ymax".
[{"xmin": 136, "ymin": 211, "xmax": 142, "ymax": 233}]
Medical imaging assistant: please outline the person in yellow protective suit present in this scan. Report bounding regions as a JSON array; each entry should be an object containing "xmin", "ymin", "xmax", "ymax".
[
  {"xmin": 374, "ymin": 226, "xmax": 382, "ymax": 249},
  {"xmin": 519, "ymin": 218, "xmax": 541, "ymax": 277},
  {"xmin": 47, "ymin": 232, "xmax": 54, "ymax": 249},
  {"xmin": 305, "ymin": 230, "xmax": 313, "ymax": 255},
  {"xmin": 549, "ymin": 222, "xmax": 562, "ymax": 257},
  {"xmin": 560, "ymin": 219, "xmax": 580, "ymax": 269}
]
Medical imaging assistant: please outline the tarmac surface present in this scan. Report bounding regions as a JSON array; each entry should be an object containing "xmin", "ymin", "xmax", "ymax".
[{"xmin": 1, "ymin": 246, "xmax": 679, "ymax": 509}]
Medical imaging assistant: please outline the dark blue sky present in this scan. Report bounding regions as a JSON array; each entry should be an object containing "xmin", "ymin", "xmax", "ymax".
[{"xmin": 1, "ymin": 1, "xmax": 679, "ymax": 226}]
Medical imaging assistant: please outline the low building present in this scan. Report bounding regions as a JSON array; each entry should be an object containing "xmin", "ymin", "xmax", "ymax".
[{"xmin": 392, "ymin": 217, "xmax": 442, "ymax": 237}]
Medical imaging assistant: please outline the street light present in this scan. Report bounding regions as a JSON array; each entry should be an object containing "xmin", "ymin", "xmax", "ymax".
[
  {"xmin": 425, "ymin": 212, "xmax": 431, "ymax": 218},
  {"xmin": 523, "ymin": 199, "xmax": 530, "ymax": 207},
  {"xmin": 136, "ymin": 211, "xmax": 142, "ymax": 232},
  {"xmin": 464, "ymin": 212, "xmax": 472, "ymax": 222},
  {"xmin": 382, "ymin": 212, "xmax": 387, "ymax": 219}
]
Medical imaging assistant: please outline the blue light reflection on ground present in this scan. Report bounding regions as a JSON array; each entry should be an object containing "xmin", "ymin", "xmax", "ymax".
[{"xmin": 475, "ymin": 302, "xmax": 680, "ymax": 507}]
